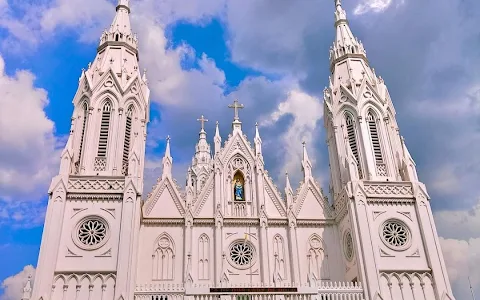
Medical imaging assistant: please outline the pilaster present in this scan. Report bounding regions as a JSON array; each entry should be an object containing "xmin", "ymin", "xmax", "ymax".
[
  {"xmin": 30, "ymin": 176, "xmax": 67, "ymax": 300},
  {"xmin": 350, "ymin": 184, "xmax": 380, "ymax": 299}
]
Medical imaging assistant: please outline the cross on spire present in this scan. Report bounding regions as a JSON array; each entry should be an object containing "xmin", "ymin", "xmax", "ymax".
[
  {"xmin": 197, "ymin": 115, "xmax": 208, "ymax": 131},
  {"xmin": 228, "ymin": 99, "xmax": 244, "ymax": 121}
]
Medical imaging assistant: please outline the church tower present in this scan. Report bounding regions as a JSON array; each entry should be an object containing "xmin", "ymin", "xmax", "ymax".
[
  {"xmin": 324, "ymin": 1, "xmax": 455, "ymax": 299},
  {"xmin": 31, "ymin": 0, "xmax": 150, "ymax": 299}
]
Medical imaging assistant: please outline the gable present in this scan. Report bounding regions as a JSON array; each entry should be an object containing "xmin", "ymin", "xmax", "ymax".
[
  {"xmin": 263, "ymin": 174, "xmax": 286, "ymax": 218},
  {"xmin": 143, "ymin": 178, "xmax": 185, "ymax": 218},
  {"xmin": 294, "ymin": 179, "xmax": 327, "ymax": 219},
  {"xmin": 194, "ymin": 172, "xmax": 215, "ymax": 217},
  {"xmin": 220, "ymin": 132, "xmax": 256, "ymax": 167}
]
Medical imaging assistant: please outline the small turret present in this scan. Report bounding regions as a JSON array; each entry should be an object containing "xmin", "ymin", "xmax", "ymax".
[
  {"xmin": 301, "ymin": 141, "xmax": 313, "ymax": 180},
  {"xmin": 214, "ymin": 121, "xmax": 222, "ymax": 154},
  {"xmin": 254, "ymin": 122, "xmax": 263, "ymax": 157},
  {"xmin": 21, "ymin": 275, "xmax": 32, "ymax": 300}
]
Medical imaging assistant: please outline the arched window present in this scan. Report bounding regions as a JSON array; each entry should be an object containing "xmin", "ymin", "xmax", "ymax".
[
  {"xmin": 273, "ymin": 235, "xmax": 286, "ymax": 280},
  {"xmin": 76, "ymin": 102, "xmax": 89, "ymax": 171},
  {"xmin": 345, "ymin": 113, "xmax": 363, "ymax": 178},
  {"xmin": 153, "ymin": 234, "xmax": 175, "ymax": 280},
  {"xmin": 367, "ymin": 110, "xmax": 386, "ymax": 176},
  {"xmin": 97, "ymin": 101, "xmax": 112, "ymax": 158},
  {"xmin": 122, "ymin": 105, "xmax": 134, "ymax": 175},
  {"xmin": 198, "ymin": 234, "xmax": 210, "ymax": 280}
]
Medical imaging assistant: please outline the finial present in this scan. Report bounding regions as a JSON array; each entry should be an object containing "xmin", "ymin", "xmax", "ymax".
[
  {"xmin": 228, "ymin": 99, "xmax": 245, "ymax": 121},
  {"xmin": 255, "ymin": 122, "xmax": 261, "ymax": 140},
  {"xmin": 335, "ymin": 0, "xmax": 342, "ymax": 8},
  {"xmin": 165, "ymin": 135, "xmax": 171, "ymax": 157},
  {"xmin": 197, "ymin": 115, "xmax": 208, "ymax": 132}
]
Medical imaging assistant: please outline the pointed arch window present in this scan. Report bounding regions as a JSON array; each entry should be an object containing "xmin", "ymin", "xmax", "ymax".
[
  {"xmin": 367, "ymin": 110, "xmax": 387, "ymax": 176},
  {"xmin": 307, "ymin": 235, "xmax": 330, "ymax": 280},
  {"xmin": 345, "ymin": 113, "xmax": 363, "ymax": 178},
  {"xmin": 97, "ymin": 102, "xmax": 112, "ymax": 158},
  {"xmin": 273, "ymin": 235, "xmax": 286, "ymax": 280},
  {"xmin": 76, "ymin": 102, "xmax": 89, "ymax": 173},
  {"xmin": 153, "ymin": 234, "xmax": 175, "ymax": 280},
  {"xmin": 198, "ymin": 234, "xmax": 210, "ymax": 280},
  {"xmin": 122, "ymin": 105, "xmax": 134, "ymax": 175}
]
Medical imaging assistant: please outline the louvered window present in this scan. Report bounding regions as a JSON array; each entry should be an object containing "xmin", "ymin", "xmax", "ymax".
[
  {"xmin": 367, "ymin": 111, "xmax": 383, "ymax": 164},
  {"xmin": 97, "ymin": 102, "xmax": 112, "ymax": 157},
  {"xmin": 122, "ymin": 106, "xmax": 134, "ymax": 175},
  {"xmin": 345, "ymin": 114, "xmax": 363, "ymax": 178},
  {"xmin": 78, "ymin": 102, "xmax": 88, "ymax": 161}
]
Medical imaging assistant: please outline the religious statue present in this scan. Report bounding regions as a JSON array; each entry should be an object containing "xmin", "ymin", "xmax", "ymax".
[{"xmin": 234, "ymin": 179, "xmax": 244, "ymax": 201}]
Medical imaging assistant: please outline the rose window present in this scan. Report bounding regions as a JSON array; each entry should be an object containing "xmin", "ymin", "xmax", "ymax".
[
  {"xmin": 381, "ymin": 220, "xmax": 411, "ymax": 250},
  {"xmin": 74, "ymin": 217, "xmax": 109, "ymax": 250},
  {"xmin": 229, "ymin": 241, "xmax": 255, "ymax": 267}
]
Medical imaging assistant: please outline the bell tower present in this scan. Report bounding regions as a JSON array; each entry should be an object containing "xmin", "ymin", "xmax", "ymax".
[
  {"xmin": 324, "ymin": 0, "xmax": 455, "ymax": 299},
  {"xmin": 31, "ymin": 0, "xmax": 150, "ymax": 299}
]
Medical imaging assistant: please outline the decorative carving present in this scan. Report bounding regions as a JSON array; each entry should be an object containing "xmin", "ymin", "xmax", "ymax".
[
  {"xmin": 380, "ymin": 219, "xmax": 412, "ymax": 251},
  {"xmin": 364, "ymin": 183, "xmax": 413, "ymax": 197},
  {"xmin": 67, "ymin": 178, "xmax": 125, "ymax": 191},
  {"xmin": 94, "ymin": 157, "xmax": 107, "ymax": 171},
  {"xmin": 153, "ymin": 233, "xmax": 175, "ymax": 280}
]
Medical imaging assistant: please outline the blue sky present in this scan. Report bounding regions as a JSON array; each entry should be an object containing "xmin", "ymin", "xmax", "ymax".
[{"xmin": 0, "ymin": 0, "xmax": 479, "ymax": 299}]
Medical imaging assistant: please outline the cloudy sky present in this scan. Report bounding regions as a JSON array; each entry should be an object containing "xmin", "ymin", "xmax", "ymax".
[{"xmin": 0, "ymin": 0, "xmax": 479, "ymax": 298}]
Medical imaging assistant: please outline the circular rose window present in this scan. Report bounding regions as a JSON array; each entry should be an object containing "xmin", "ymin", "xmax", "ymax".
[
  {"xmin": 73, "ymin": 216, "xmax": 109, "ymax": 250},
  {"xmin": 228, "ymin": 240, "xmax": 256, "ymax": 269},
  {"xmin": 381, "ymin": 219, "xmax": 411, "ymax": 251}
]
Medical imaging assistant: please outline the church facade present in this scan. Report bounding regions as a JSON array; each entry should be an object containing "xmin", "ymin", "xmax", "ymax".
[{"xmin": 26, "ymin": 0, "xmax": 455, "ymax": 300}]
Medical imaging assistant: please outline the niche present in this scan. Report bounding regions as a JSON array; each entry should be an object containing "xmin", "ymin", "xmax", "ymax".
[{"xmin": 232, "ymin": 171, "xmax": 246, "ymax": 201}]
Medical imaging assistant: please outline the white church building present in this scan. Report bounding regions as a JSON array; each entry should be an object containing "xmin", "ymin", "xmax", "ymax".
[{"xmin": 24, "ymin": 0, "xmax": 456, "ymax": 299}]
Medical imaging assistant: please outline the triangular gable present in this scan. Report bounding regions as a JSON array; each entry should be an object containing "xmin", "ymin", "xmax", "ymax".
[
  {"xmin": 194, "ymin": 173, "xmax": 215, "ymax": 217},
  {"xmin": 293, "ymin": 178, "xmax": 331, "ymax": 219},
  {"xmin": 263, "ymin": 174, "xmax": 287, "ymax": 217},
  {"xmin": 91, "ymin": 68, "xmax": 123, "ymax": 96},
  {"xmin": 143, "ymin": 177, "xmax": 185, "ymax": 218},
  {"xmin": 338, "ymin": 83, "xmax": 358, "ymax": 106},
  {"xmin": 220, "ymin": 131, "xmax": 256, "ymax": 166}
]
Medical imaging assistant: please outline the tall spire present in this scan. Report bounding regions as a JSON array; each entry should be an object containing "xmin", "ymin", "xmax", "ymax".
[
  {"xmin": 330, "ymin": 0, "xmax": 367, "ymax": 65},
  {"xmin": 99, "ymin": 0, "xmax": 137, "ymax": 50}
]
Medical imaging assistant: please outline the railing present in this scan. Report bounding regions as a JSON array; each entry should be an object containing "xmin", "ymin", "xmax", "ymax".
[{"xmin": 134, "ymin": 282, "xmax": 364, "ymax": 300}]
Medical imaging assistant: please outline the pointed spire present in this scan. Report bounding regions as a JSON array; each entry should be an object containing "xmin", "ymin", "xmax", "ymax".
[
  {"xmin": 21, "ymin": 275, "xmax": 32, "ymax": 300},
  {"xmin": 330, "ymin": 0, "xmax": 366, "ymax": 64},
  {"xmin": 214, "ymin": 121, "xmax": 222, "ymax": 154},
  {"xmin": 162, "ymin": 136, "xmax": 172, "ymax": 179},
  {"xmin": 285, "ymin": 172, "xmax": 292, "ymax": 192},
  {"xmin": 254, "ymin": 122, "xmax": 263, "ymax": 157},
  {"xmin": 98, "ymin": 0, "xmax": 137, "ymax": 50},
  {"xmin": 302, "ymin": 141, "xmax": 313, "ymax": 179}
]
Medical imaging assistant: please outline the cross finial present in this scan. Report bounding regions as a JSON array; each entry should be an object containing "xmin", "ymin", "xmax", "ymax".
[
  {"xmin": 228, "ymin": 99, "xmax": 244, "ymax": 121},
  {"xmin": 197, "ymin": 115, "xmax": 208, "ymax": 131},
  {"xmin": 167, "ymin": 135, "xmax": 170, "ymax": 142}
]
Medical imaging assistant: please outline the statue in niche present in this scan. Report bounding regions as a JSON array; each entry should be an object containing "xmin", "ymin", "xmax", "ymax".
[
  {"xmin": 234, "ymin": 179, "xmax": 244, "ymax": 201},
  {"xmin": 233, "ymin": 172, "xmax": 245, "ymax": 201}
]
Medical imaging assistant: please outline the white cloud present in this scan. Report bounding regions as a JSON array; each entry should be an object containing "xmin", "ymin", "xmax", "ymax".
[
  {"xmin": 353, "ymin": 0, "xmax": 403, "ymax": 15},
  {"xmin": 440, "ymin": 238, "xmax": 480, "ymax": 299},
  {"xmin": 0, "ymin": 265, "xmax": 35, "ymax": 300},
  {"xmin": 261, "ymin": 89, "xmax": 323, "ymax": 183},
  {"xmin": 0, "ymin": 54, "xmax": 60, "ymax": 202},
  {"xmin": 435, "ymin": 201, "xmax": 480, "ymax": 241}
]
